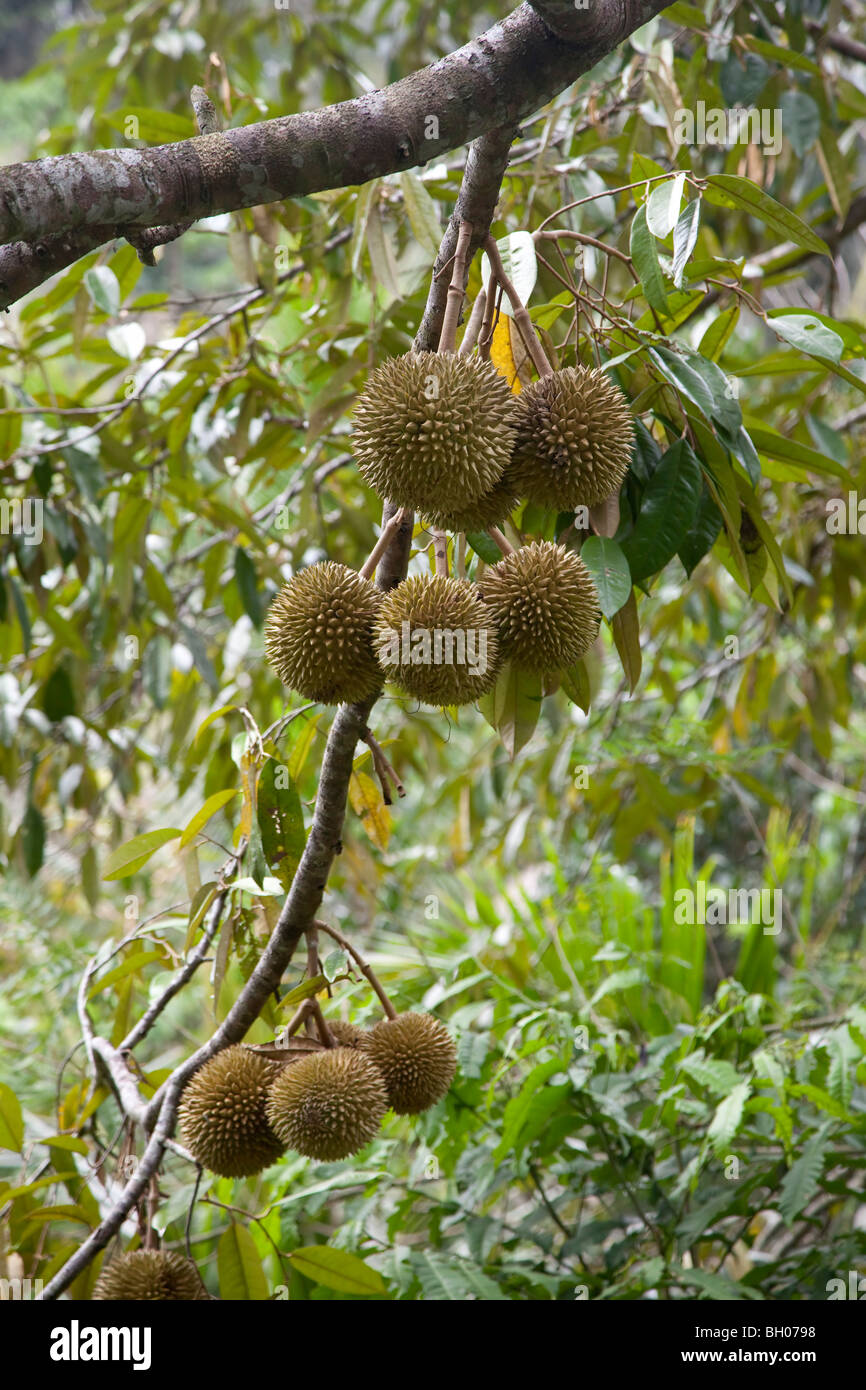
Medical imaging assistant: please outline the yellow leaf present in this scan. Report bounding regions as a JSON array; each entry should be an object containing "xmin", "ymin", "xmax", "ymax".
[
  {"xmin": 348, "ymin": 770, "xmax": 392, "ymax": 851},
  {"xmin": 489, "ymin": 317, "xmax": 527, "ymax": 394}
]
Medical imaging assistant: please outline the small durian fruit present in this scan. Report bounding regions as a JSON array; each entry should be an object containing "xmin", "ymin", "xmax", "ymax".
[
  {"xmin": 359, "ymin": 1013, "xmax": 457, "ymax": 1115},
  {"xmin": 324, "ymin": 1019, "xmax": 366, "ymax": 1049},
  {"xmin": 423, "ymin": 468, "xmax": 519, "ymax": 535},
  {"xmin": 508, "ymin": 365, "xmax": 635, "ymax": 509},
  {"xmin": 374, "ymin": 574, "xmax": 499, "ymax": 706},
  {"xmin": 353, "ymin": 352, "xmax": 514, "ymax": 514},
  {"xmin": 93, "ymin": 1250, "xmax": 209, "ymax": 1301},
  {"xmin": 478, "ymin": 540, "xmax": 600, "ymax": 672},
  {"xmin": 178, "ymin": 1046, "xmax": 285, "ymax": 1178},
  {"xmin": 265, "ymin": 561, "xmax": 383, "ymax": 705},
  {"xmin": 266, "ymin": 1048, "xmax": 387, "ymax": 1161}
]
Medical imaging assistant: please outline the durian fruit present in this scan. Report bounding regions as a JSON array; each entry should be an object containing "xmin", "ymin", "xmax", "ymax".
[
  {"xmin": 423, "ymin": 468, "xmax": 519, "ymax": 535},
  {"xmin": 93, "ymin": 1250, "xmax": 209, "ymax": 1301},
  {"xmin": 508, "ymin": 365, "xmax": 635, "ymax": 509},
  {"xmin": 178, "ymin": 1046, "xmax": 286, "ymax": 1178},
  {"xmin": 266, "ymin": 1047, "xmax": 387, "ymax": 1161},
  {"xmin": 359, "ymin": 1013, "xmax": 457, "ymax": 1115},
  {"xmin": 478, "ymin": 540, "xmax": 600, "ymax": 671},
  {"xmin": 353, "ymin": 352, "xmax": 514, "ymax": 514},
  {"xmin": 324, "ymin": 1020, "xmax": 366, "ymax": 1049},
  {"xmin": 374, "ymin": 574, "xmax": 499, "ymax": 706},
  {"xmin": 265, "ymin": 561, "xmax": 383, "ymax": 705}
]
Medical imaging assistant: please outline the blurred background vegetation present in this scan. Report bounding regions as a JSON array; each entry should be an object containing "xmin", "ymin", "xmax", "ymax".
[{"xmin": 1, "ymin": 0, "xmax": 865, "ymax": 1300}]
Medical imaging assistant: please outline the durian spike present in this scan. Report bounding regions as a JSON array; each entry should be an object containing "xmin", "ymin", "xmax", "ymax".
[
  {"xmin": 315, "ymin": 919, "xmax": 398, "ymax": 1020},
  {"xmin": 482, "ymin": 234, "xmax": 553, "ymax": 379}
]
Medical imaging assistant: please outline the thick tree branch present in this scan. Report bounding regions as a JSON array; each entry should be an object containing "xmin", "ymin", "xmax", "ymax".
[{"xmin": 0, "ymin": 1, "xmax": 673, "ymax": 308}]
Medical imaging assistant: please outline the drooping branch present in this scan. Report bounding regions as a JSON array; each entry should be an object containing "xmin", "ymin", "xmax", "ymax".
[
  {"xmin": 0, "ymin": 1, "xmax": 674, "ymax": 308},
  {"xmin": 37, "ymin": 4, "xmax": 672, "ymax": 1300}
]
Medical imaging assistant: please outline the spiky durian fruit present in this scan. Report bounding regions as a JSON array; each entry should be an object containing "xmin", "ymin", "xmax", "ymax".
[
  {"xmin": 93, "ymin": 1250, "xmax": 209, "ymax": 1301},
  {"xmin": 478, "ymin": 540, "xmax": 600, "ymax": 671},
  {"xmin": 359, "ymin": 1013, "xmax": 457, "ymax": 1115},
  {"xmin": 324, "ymin": 1020, "xmax": 366, "ymax": 1049},
  {"xmin": 423, "ymin": 469, "xmax": 519, "ymax": 535},
  {"xmin": 508, "ymin": 365, "xmax": 634, "ymax": 509},
  {"xmin": 266, "ymin": 1048, "xmax": 387, "ymax": 1161},
  {"xmin": 264, "ymin": 561, "xmax": 383, "ymax": 704},
  {"xmin": 353, "ymin": 352, "xmax": 515, "ymax": 514},
  {"xmin": 178, "ymin": 1046, "xmax": 285, "ymax": 1178},
  {"xmin": 374, "ymin": 574, "xmax": 498, "ymax": 706}
]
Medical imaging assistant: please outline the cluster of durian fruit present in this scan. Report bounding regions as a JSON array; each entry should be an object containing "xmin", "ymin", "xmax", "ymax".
[
  {"xmin": 265, "ymin": 353, "xmax": 635, "ymax": 707},
  {"xmin": 92, "ymin": 1012, "xmax": 455, "ymax": 1299}
]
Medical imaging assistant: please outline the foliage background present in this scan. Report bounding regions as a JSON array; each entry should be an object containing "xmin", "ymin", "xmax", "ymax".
[{"xmin": 1, "ymin": 0, "xmax": 865, "ymax": 1300}]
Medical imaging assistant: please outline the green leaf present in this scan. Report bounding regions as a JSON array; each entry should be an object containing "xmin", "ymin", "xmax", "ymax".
[
  {"xmin": 276, "ymin": 974, "xmax": 328, "ymax": 1013},
  {"xmin": 495, "ymin": 1057, "xmax": 569, "ymax": 1160},
  {"xmin": 481, "ymin": 231, "xmax": 537, "ymax": 318},
  {"xmin": 779, "ymin": 91, "xmax": 820, "ymax": 157},
  {"xmin": 179, "ymin": 789, "xmax": 239, "ymax": 849},
  {"xmin": 0, "ymin": 1083, "xmax": 24, "ymax": 1152},
  {"xmin": 399, "ymin": 172, "xmax": 442, "ymax": 258},
  {"xmin": 677, "ymin": 484, "xmax": 723, "ymax": 576},
  {"xmin": 84, "ymin": 266, "xmax": 120, "ymax": 317},
  {"xmin": 704, "ymin": 175, "xmax": 830, "ymax": 256},
  {"xmin": 233, "ymin": 547, "xmax": 263, "ymax": 627},
  {"xmin": 322, "ymin": 949, "xmax": 348, "ymax": 982},
  {"xmin": 411, "ymin": 1251, "xmax": 507, "ymax": 1301},
  {"xmin": 466, "ymin": 530, "xmax": 504, "ymax": 565},
  {"xmin": 87, "ymin": 950, "xmax": 166, "ymax": 998},
  {"xmin": 645, "ymin": 172, "xmax": 685, "ymax": 238},
  {"xmin": 621, "ymin": 439, "xmax": 702, "ymax": 583},
  {"xmin": 649, "ymin": 345, "xmax": 716, "ymax": 422},
  {"xmin": 42, "ymin": 665, "xmax": 76, "ymax": 721},
  {"xmin": 102, "ymin": 827, "xmax": 181, "ymax": 880},
  {"xmin": 258, "ymin": 757, "xmax": 306, "ymax": 888},
  {"xmin": 580, "ymin": 537, "xmax": 631, "ymax": 619},
  {"xmin": 289, "ymin": 1245, "xmax": 386, "ymax": 1296},
  {"xmin": 20, "ymin": 801, "xmax": 45, "ymax": 877},
  {"xmin": 680, "ymin": 1053, "xmax": 741, "ymax": 1096},
  {"xmin": 218, "ymin": 1223, "xmax": 271, "ymax": 1300},
  {"xmin": 708, "ymin": 1081, "xmax": 751, "ymax": 1156},
  {"xmin": 719, "ymin": 52, "xmax": 769, "ymax": 106},
  {"xmin": 768, "ymin": 313, "xmax": 843, "ymax": 363},
  {"xmin": 629, "ymin": 204, "xmax": 669, "ymax": 314},
  {"xmin": 478, "ymin": 661, "xmax": 542, "ymax": 760},
  {"xmin": 778, "ymin": 1127, "xmax": 831, "ymax": 1225},
  {"xmin": 611, "ymin": 589, "xmax": 642, "ymax": 692},
  {"xmin": 747, "ymin": 425, "xmax": 849, "ymax": 480},
  {"xmin": 672, "ymin": 199, "xmax": 701, "ymax": 288},
  {"xmin": 560, "ymin": 658, "xmax": 591, "ymax": 713}
]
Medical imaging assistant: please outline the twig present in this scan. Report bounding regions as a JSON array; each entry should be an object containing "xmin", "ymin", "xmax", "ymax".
[
  {"xmin": 438, "ymin": 220, "xmax": 474, "ymax": 353},
  {"xmin": 483, "ymin": 234, "xmax": 552, "ymax": 377},
  {"xmin": 314, "ymin": 920, "xmax": 398, "ymax": 1019},
  {"xmin": 458, "ymin": 289, "xmax": 487, "ymax": 355},
  {"xmin": 362, "ymin": 727, "xmax": 405, "ymax": 800},
  {"xmin": 432, "ymin": 528, "xmax": 450, "ymax": 577},
  {"xmin": 487, "ymin": 526, "xmax": 515, "ymax": 557},
  {"xmin": 358, "ymin": 507, "xmax": 409, "ymax": 582}
]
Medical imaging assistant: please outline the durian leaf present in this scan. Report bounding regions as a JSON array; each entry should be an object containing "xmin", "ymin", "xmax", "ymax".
[
  {"xmin": 218, "ymin": 1222, "xmax": 270, "ymax": 1301},
  {"xmin": 257, "ymin": 757, "xmax": 306, "ymax": 887},
  {"xmin": 478, "ymin": 662, "xmax": 542, "ymax": 761},
  {"xmin": 465, "ymin": 531, "xmax": 503, "ymax": 564},
  {"xmin": 179, "ymin": 789, "xmax": 238, "ymax": 849},
  {"xmin": 0, "ymin": 1083, "xmax": 24, "ymax": 1153},
  {"xmin": 621, "ymin": 438, "xmax": 702, "ymax": 583},
  {"xmin": 101, "ymin": 827, "xmax": 181, "ymax": 881},
  {"xmin": 645, "ymin": 172, "xmax": 685, "ymax": 239},
  {"xmin": 629, "ymin": 205, "xmax": 669, "ymax": 314},
  {"xmin": 611, "ymin": 590, "xmax": 642, "ymax": 693},
  {"xmin": 480, "ymin": 230, "xmax": 537, "ymax": 318},
  {"xmin": 672, "ymin": 197, "xmax": 701, "ymax": 288},
  {"xmin": 703, "ymin": 175, "xmax": 830, "ymax": 256},
  {"xmin": 677, "ymin": 483, "xmax": 723, "ymax": 577},
  {"xmin": 399, "ymin": 171, "xmax": 441, "ymax": 258},
  {"xmin": 560, "ymin": 658, "xmax": 591, "ymax": 714},
  {"xmin": 349, "ymin": 769, "xmax": 392, "ymax": 851},
  {"xmin": 580, "ymin": 537, "xmax": 631, "ymax": 620},
  {"xmin": 289, "ymin": 1244, "xmax": 387, "ymax": 1296}
]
